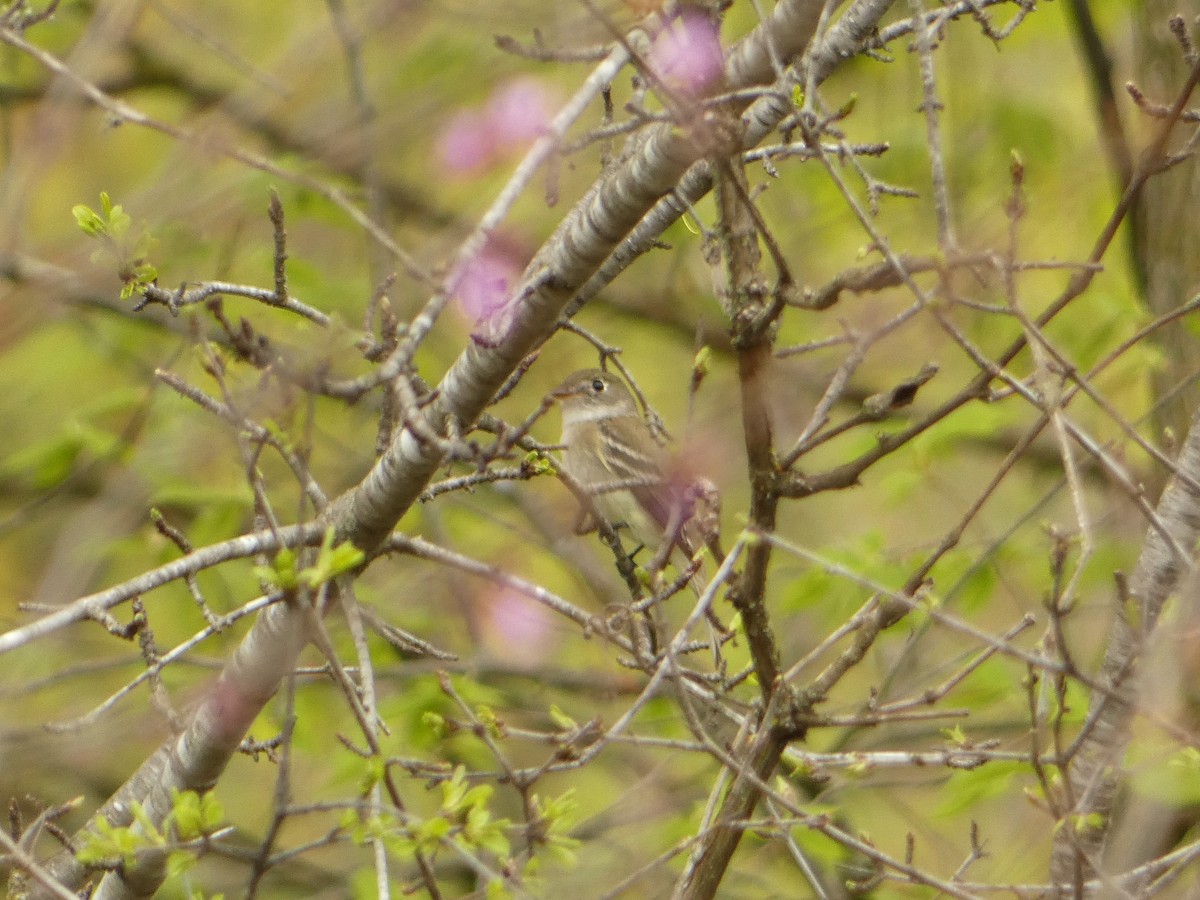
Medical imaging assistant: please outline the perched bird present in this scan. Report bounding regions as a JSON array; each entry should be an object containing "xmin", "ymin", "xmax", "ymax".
[{"xmin": 551, "ymin": 368, "xmax": 721, "ymax": 570}]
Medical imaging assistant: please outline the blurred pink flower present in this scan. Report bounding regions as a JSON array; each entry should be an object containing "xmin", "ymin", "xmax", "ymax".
[
  {"xmin": 453, "ymin": 240, "xmax": 523, "ymax": 328},
  {"xmin": 436, "ymin": 109, "xmax": 494, "ymax": 175},
  {"xmin": 487, "ymin": 77, "xmax": 553, "ymax": 150},
  {"xmin": 648, "ymin": 10, "xmax": 724, "ymax": 97},
  {"xmin": 484, "ymin": 587, "xmax": 557, "ymax": 665},
  {"xmin": 437, "ymin": 77, "xmax": 557, "ymax": 177}
]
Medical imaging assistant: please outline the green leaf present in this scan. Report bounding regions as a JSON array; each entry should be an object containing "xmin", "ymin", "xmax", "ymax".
[
  {"xmin": 71, "ymin": 192, "xmax": 158, "ymax": 299},
  {"xmin": 548, "ymin": 704, "xmax": 577, "ymax": 731},
  {"xmin": 476, "ymin": 704, "xmax": 504, "ymax": 740},
  {"xmin": 533, "ymin": 788, "xmax": 578, "ymax": 835},
  {"xmin": 523, "ymin": 450, "xmax": 555, "ymax": 475},
  {"xmin": 297, "ymin": 527, "xmax": 365, "ymax": 587},
  {"xmin": 460, "ymin": 783, "xmax": 494, "ymax": 811},
  {"xmin": 422, "ymin": 710, "xmax": 447, "ymax": 738},
  {"xmin": 846, "ymin": 757, "xmax": 873, "ymax": 777},
  {"xmin": 475, "ymin": 823, "xmax": 511, "ymax": 857},
  {"xmin": 416, "ymin": 815, "xmax": 452, "ymax": 851},
  {"xmin": 200, "ymin": 792, "xmax": 223, "ymax": 831},
  {"xmin": 130, "ymin": 801, "xmax": 166, "ymax": 846},
  {"xmin": 441, "ymin": 765, "xmax": 468, "ymax": 812},
  {"xmin": 255, "ymin": 546, "xmax": 299, "ymax": 591},
  {"xmin": 167, "ymin": 849, "xmax": 196, "ymax": 879},
  {"xmin": 107, "ymin": 204, "xmax": 131, "ymax": 240},
  {"xmin": 546, "ymin": 833, "xmax": 581, "ymax": 865},
  {"xmin": 72, "ymin": 204, "xmax": 107, "ymax": 237},
  {"xmin": 77, "ymin": 815, "xmax": 147, "ymax": 867},
  {"xmin": 941, "ymin": 725, "xmax": 967, "ymax": 747},
  {"xmin": 171, "ymin": 790, "xmax": 205, "ymax": 840}
]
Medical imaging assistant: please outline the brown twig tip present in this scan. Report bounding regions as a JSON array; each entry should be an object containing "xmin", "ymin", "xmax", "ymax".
[
  {"xmin": 862, "ymin": 363, "xmax": 939, "ymax": 417},
  {"xmin": 1169, "ymin": 15, "xmax": 1196, "ymax": 64},
  {"xmin": 1009, "ymin": 149, "xmax": 1025, "ymax": 185}
]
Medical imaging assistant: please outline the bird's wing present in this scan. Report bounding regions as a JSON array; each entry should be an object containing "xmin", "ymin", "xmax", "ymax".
[
  {"xmin": 595, "ymin": 416, "xmax": 665, "ymax": 482},
  {"xmin": 597, "ymin": 416, "xmax": 673, "ymax": 531}
]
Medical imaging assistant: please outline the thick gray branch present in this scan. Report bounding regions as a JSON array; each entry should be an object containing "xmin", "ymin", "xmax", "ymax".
[
  {"xmin": 333, "ymin": 0, "xmax": 830, "ymax": 554},
  {"xmin": 1048, "ymin": 407, "xmax": 1200, "ymax": 887},
  {"xmin": 46, "ymin": 601, "xmax": 309, "ymax": 897}
]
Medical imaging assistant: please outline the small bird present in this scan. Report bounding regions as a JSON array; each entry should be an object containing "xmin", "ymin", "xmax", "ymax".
[{"xmin": 551, "ymin": 368, "xmax": 721, "ymax": 572}]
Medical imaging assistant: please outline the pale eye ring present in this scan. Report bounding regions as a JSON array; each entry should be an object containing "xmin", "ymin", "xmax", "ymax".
[{"xmin": 591, "ymin": 378, "xmax": 606, "ymax": 392}]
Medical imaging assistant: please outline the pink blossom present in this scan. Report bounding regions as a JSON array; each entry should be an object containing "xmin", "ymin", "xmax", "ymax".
[
  {"xmin": 436, "ymin": 109, "xmax": 494, "ymax": 175},
  {"xmin": 486, "ymin": 77, "xmax": 553, "ymax": 150},
  {"xmin": 453, "ymin": 240, "xmax": 523, "ymax": 328},
  {"xmin": 437, "ymin": 78, "xmax": 557, "ymax": 177},
  {"xmin": 483, "ymin": 587, "xmax": 556, "ymax": 665},
  {"xmin": 648, "ymin": 10, "xmax": 724, "ymax": 97}
]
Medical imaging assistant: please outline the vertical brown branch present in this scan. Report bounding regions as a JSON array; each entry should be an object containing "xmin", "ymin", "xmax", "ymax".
[
  {"xmin": 718, "ymin": 158, "xmax": 783, "ymax": 698},
  {"xmin": 674, "ymin": 151, "xmax": 791, "ymax": 900}
]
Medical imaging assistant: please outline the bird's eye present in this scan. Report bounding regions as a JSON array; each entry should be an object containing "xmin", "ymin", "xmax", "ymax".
[{"xmin": 591, "ymin": 378, "xmax": 606, "ymax": 392}]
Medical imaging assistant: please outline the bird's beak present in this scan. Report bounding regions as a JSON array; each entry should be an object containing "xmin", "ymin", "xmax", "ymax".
[{"xmin": 549, "ymin": 384, "xmax": 583, "ymax": 402}]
